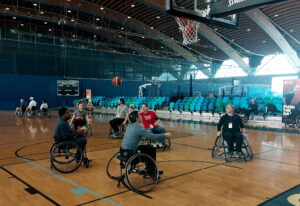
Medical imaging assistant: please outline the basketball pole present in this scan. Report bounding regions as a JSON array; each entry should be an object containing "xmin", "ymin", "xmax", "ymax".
[{"xmin": 189, "ymin": 74, "xmax": 193, "ymax": 97}]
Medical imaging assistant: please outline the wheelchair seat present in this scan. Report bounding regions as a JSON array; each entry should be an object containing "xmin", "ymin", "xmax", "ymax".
[{"xmin": 211, "ymin": 134, "xmax": 253, "ymax": 162}]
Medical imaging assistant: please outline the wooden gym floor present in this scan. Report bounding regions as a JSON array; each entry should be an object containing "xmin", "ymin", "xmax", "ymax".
[{"xmin": 0, "ymin": 111, "xmax": 299, "ymax": 206}]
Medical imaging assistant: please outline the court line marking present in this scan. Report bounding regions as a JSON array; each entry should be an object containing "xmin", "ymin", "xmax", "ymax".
[
  {"xmin": 21, "ymin": 158, "xmax": 122, "ymax": 206},
  {"xmin": 0, "ymin": 167, "xmax": 60, "ymax": 206}
]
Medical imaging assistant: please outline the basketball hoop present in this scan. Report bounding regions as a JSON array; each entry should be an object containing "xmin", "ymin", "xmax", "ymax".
[{"xmin": 175, "ymin": 18, "xmax": 200, "ymax": 45}]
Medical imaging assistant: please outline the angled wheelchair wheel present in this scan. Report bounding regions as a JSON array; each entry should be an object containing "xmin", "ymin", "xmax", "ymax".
[
  {"xmin": 125, "ymin": 153, "xmax": 159, "ymax": 193},
  {"xmin": 211, "ymin": 135, "xmax": 227, "ymax": 159},
  {"xmin": 86, "ymin": 124, "xmax": 93, "ymax": 136},
  {"xmin": 241, "ymin": 135, "xmax": 253, "ymax": 160},
  {"xmin": 157, "ymin": 136, "xmax": 171, "ymax": 151},
  {"xmin": 106, "ymin": 151, "xmax": 122, "ymax": 180},
  {"xmin": 50, "ymin": 141, "xmax": 83, "ymax": 173},
  {"xmin": 25, "ymin": 110, "xmax": 33, "ymax": 118},
  {"xmin": 240, "ymin": 112, "xmax": 248, "ymax": 123}
]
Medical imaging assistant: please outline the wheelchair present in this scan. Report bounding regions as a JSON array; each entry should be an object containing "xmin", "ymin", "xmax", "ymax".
[
  {"xmin": 106, "ymin": 148, "xmax": 160, "ymax": 193},
  {"xmin": 211, "ymin": 133, "xmax": 253, "ymax": 162},
  {"xmin": 49, "ymin": 141, "xmax": 91, "ymax": 173},
  {"xmin": 87, "ymin": 109, "xmax": 95, "ymax": 119},
  {"xmin": 37, "ymin": 109, "xmax": 51, "ymax": 118},
  {"xmin": 283, "ymin": 113, "xmax": 300, "ymax": 128}
]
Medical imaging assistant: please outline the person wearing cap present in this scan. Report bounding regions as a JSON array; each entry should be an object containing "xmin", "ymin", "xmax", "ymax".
[{"xmin": 27, "ymin": 97, "xmax": 37, "ymax": 111}]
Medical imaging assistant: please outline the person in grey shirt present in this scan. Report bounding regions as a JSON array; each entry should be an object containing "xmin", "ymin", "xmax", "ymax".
[
  {"xmin": 109, "ymin": 98, "xmax": 128, "ymax": 137},
  {"xmin": 121, "ymin": 111, "xmax": 171, "ymax": 176},
  {"xmin": 70, "ymin": 102, "xmax": 91, "ymax": 130}
]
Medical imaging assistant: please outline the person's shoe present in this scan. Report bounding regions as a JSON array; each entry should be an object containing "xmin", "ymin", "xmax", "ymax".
[
  {"xmin": 227, "ymin": 152, "xmax": 234, "ymax": 158},
  {"xmin": 157, "ymin": 143, "xmax": 164, "ymax": 148},
  {"xmin": 151, "ymin": 143, "xmax": 157, "ymax": 148},
  {"xmin": 110, "ymin": 132, "xmax": 119, "ymax": 138},
  {"xmin": 158, "ymin": 170, "xmax": 164, "ymax": 175},
  {"xmin": 236, "ymin": 151, "xmax": 242, "ymax": 158}
]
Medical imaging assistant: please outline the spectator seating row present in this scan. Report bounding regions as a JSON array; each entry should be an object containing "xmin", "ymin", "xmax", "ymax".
[{"xmin": 74, "ymin": 95, "xmax": 283, "ymax": 114}]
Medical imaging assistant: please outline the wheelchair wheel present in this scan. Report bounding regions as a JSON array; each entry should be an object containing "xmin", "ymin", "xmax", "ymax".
[
  {"xmin": 125, "ymin": 153, "xmax": 159, "ymax": 193},
  {"xmin": 25, "ymin": 110, "xmax": 33, "ymax": 118},
  {"xmin": 240, "ymin": 112, "xmax": 248, "ymax": 123},
  {"xmin": 15, "ymin": 109, "xmax": 23, "ymax": 117},
  {"xmin": 241, "ymin": 135, "xmax": 253, "ymax": 160},
  {"xmin": 106, "ymin": 151, "xmax": 122, "ymax": 180},
  {"xmin": 211, "ymin": 135, "xmax": 227, "ymax": 159},
  {"xmin": 50, "ymin": 141, "xmax": 83, "ymax": 173},
  {"xmin": 86, "ymin": 124, "xmax": 93, "ymax": 136},
  {"xmin": 157, "ymin": 136, "xmax": 171, "ymax": 151},
  {"xmin": 295, "ymin": 116, "xmax": 300, "ymax": 128}
]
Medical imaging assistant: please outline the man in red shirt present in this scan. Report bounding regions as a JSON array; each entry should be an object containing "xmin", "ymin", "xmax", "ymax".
[{"xmin": 140, "ymin": 104, "xmax": 165, "ymax": 146}]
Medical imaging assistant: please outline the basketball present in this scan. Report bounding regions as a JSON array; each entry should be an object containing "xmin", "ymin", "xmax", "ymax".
[
  {"xmin": 76, "ymin": 126, "xmax": 88, "ymax": 136},
  {"xmin": 112, "ymin": 76, "xmax": 122, "ymax": 86},
  {"xmin": 74, "ymin": 116, "xmax": 83, "ymax": 121}
]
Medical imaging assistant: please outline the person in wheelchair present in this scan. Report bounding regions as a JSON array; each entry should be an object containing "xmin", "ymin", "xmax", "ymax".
[
  {"xmin": 109, "ymin": 98, "xmax": 129, "ymax": 137},
  {"xmin": 40, "ymin": 100, "xmax": 48, "ymax": 114},
  {"xmin": 26, "ymin": 97, "xmax": 37, "ymax": 113},
  {"xmin": 54, "ymin": 107, "xmax": 88, "ymax": 161},
  {"xmin": 121, "ymin": 111, "xmax": 171, "ymax": 178},
  {"xmin": 16, "ymin": 98, "xmax": 27, "ymax": 115},
  {"xmin": 217, "ymin": 104, "xmax": 246, "ymax": 158},
  {"xmin": 140, "ymin": 104, "xmax": 165, "ymax": 147},
  {"xmin": 70, "ymin": 102, "xmax": 91, "ymax": 130},
  {"xmin": 246, "ymin": 98, "xmax": 258, "ymax": 119}
]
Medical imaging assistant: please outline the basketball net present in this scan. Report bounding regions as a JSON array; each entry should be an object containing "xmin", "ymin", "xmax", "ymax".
[{"xmin": 175, "ymin": 18, "xmax": 200, "ymax": 45}]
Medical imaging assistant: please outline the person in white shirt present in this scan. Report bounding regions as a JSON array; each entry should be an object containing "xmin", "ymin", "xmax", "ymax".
[
  {"xmin": 27, "ymin": 97, "xmax": 37, "ymax": 111},
  {"xmin": 40, "ymin": 100, "xmax": 48, "ymax": 113}
]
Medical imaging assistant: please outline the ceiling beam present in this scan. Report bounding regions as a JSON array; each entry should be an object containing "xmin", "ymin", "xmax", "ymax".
[
  {"xmin": 197, "ymin": 23, "xmax": 250, "ymax": 72},
  {"xmin": 246, "ymin": 9, "xmax": 300, "ymax": 72},
  {"xmin": 32, "ymin": 0, "xmax": 198, "ymax": 61},
  {"xmin": 0, "ymin": 5, "xmax": 156, "ymax": 57}
]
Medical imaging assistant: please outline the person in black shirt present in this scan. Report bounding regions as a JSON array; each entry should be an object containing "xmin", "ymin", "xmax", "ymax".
[
  {"xmin": 246, "ymin": 98, "xmax": 258, "ymax": 119},
  {"xmin": 217, "ymin": 104, "xmax": 246, "ymax": 157}
]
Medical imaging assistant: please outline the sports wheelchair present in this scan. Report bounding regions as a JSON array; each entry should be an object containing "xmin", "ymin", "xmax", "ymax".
[
  {"xmin": 24, "ymin": 107, "xmax": 38, "ymax": 118},
  {"xmin": 106, "ymin": 148, "xmax": 160, "ymax": 193},
  {"xmin": 49, "ymin": 141, "xmax": 91, "ymax": 173},
  {"xmin": 211, "ymin": 133, "xmax": 253, "ymax": 162}
]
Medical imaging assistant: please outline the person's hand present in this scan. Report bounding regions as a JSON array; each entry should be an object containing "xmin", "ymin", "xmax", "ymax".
[
  {"xmin": 122, "ymin": 121, "xmax": 126, "ymax": 125},
  {"xmin": 217, "ymin": 131, "xmax": 221, "ymax": 136},
  {"xmin": 164, "ymin": 132, "xmax": 172, "ymax": 138}
]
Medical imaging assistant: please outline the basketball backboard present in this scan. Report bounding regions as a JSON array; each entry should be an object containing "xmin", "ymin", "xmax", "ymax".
[
  {"xmin": 166, "ymin": 0, "xmax": 288, "ymax": 29},
  {"xmin": 166, "ymin": 0, "xmax": 240, "ymax": 28}
]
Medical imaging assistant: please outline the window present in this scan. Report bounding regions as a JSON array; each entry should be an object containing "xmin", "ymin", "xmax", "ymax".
[
  {"xmin": 158, "ymin": 72, "xmax": 177, "ymax": 81},
  {"xmin": 256, "ymin": 54, "xmax": 297, "ymax": 75},
  {"xmin": 271, "ymin": 76, "xmax": 298, "ymax": 95},
  {"xmin": 215, "ymin": 59, "xmax": 248, "ymax": 78}
]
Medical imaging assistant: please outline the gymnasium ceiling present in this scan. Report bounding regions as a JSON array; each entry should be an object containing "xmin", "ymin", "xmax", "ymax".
[{"xmin": 0, "ymin": 0, "xmax": 299, "ymax": 64}]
